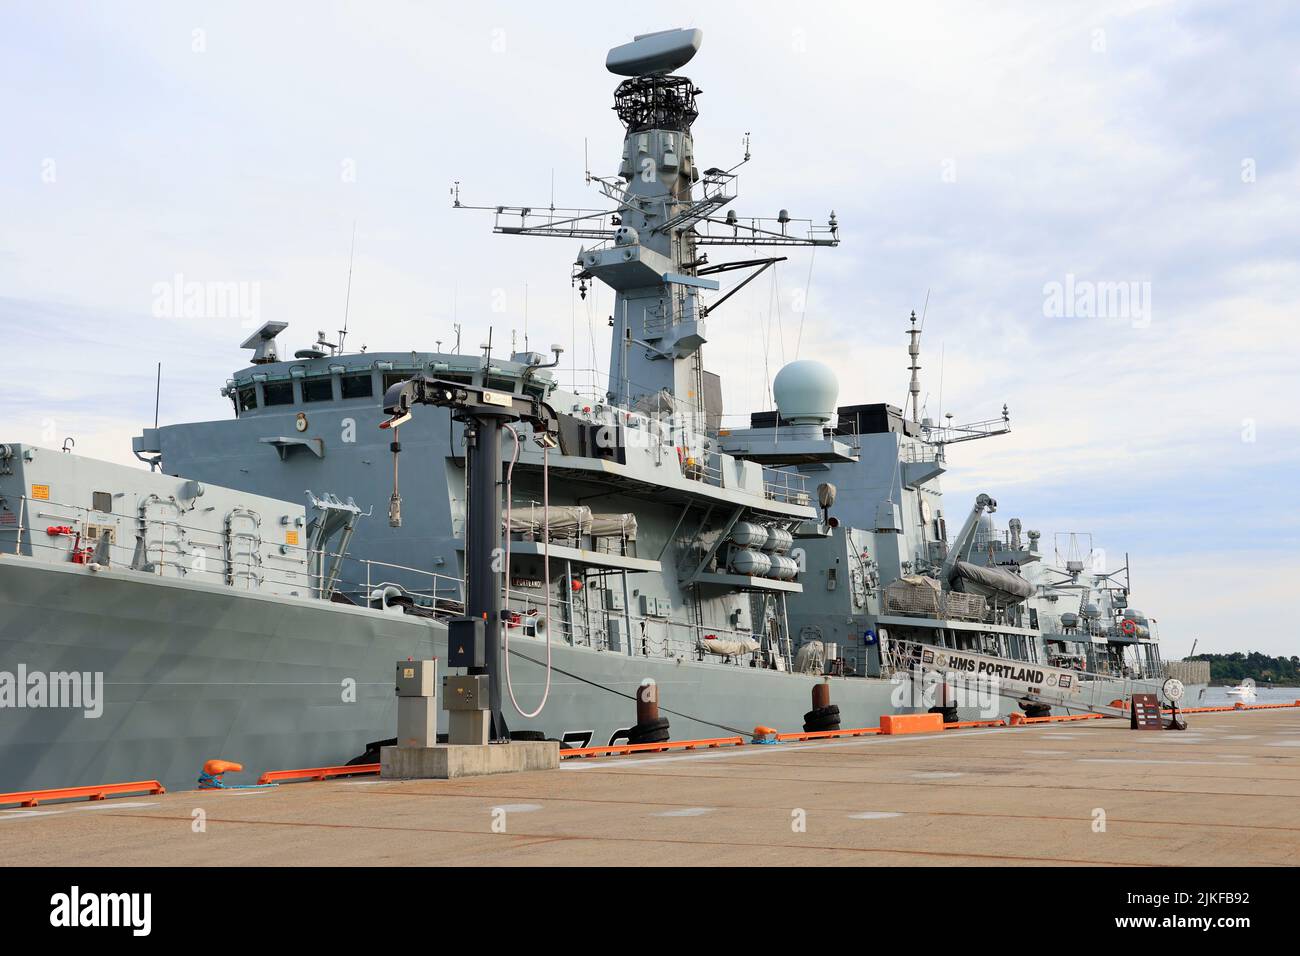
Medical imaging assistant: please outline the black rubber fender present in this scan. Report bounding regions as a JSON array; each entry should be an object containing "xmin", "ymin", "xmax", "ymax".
[{"xmin": 802, "ymin": 704, "xmax": 840, "ymax": 724}]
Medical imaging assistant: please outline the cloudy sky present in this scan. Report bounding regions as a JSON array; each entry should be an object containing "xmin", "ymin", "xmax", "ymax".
[{"xmin": 2, "ymin": 1, "xmax": 1297, "ymax": 658}]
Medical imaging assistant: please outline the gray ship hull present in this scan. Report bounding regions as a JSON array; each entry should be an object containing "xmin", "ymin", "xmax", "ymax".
[
  {"xmin": 0, "ymin": 556, "xmax": 437, "ymax": 793},
  {"xmin": 1, "ymin": 555, "xmax": 1027, "ymax": 794}
]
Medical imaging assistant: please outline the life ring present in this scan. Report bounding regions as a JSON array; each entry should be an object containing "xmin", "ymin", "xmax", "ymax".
[{"xmin": 1121, "ymin": 618, "xmax": 1137, "ymax": 636}]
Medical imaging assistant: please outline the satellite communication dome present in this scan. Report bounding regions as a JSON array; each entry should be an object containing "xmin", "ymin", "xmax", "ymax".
[{"xmin": 773, "ymin": 360, "xmax": 839, "ymax": 425}]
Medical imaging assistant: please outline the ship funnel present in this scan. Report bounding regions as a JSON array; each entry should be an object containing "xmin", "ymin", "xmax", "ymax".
[{"xmin": 606, "ymin": 28, "xmax": 703, "ymax": 76}]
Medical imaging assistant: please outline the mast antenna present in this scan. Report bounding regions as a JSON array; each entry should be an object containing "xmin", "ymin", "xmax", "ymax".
[
  {"xmin": 907, "ymin": 310, "xmax": 921, "ymax": 423},
  {"xmin": 906, "ymin": 289, "xmax": 930, "ymax": 423},
  {"xmin": 339, "ymin": 219, "xmax": 357, "ymax": 354}
]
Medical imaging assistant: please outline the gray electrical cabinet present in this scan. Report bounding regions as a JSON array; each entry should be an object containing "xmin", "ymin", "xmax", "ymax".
[
  {"xmin": 396, "ymin": 659, "xmax": 437, "ymax": 697},
  {"xmin": 444, "ymin": 674, "xmax": 490, "ymax": 745},
  {"xmin": 394, "ymin": 659, "xmax": 437, "ymax": 748}
]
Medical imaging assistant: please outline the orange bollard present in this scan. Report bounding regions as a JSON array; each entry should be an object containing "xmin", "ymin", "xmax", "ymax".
[{"xmin": 198, "ymin": 759, "xmax": 244, "ymax": 789}]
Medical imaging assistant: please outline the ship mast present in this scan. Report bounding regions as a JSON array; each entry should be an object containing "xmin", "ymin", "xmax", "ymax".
[
  {"xmin": 907, "ymin": 309, "xmax": 922, "ymax": 423},
  {"xmin": 453, "ymin": 28, "xmax": 839, "ymax": 428},
  {"xmin": 905, "ymin": 306, "xmax": 1013, "ymax": 450}
]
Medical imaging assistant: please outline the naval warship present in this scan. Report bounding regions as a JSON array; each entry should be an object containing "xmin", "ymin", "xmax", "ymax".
[{"xmin": 0, "ymin": 28, "xmax": 1203, "ymax": 793}]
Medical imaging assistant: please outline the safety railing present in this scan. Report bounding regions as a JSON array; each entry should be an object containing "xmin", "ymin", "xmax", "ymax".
[
  {"xmin": 4, "ymin": 492, "xmax": 467, "ymax": 608},
  {"xmin": 501, "ymin": 588, "xmax": 775, "ymax": 664},
  {"xmin": 353, "ymin": 556, "xmax": 465, "ymax": 606},
  {"xmin": 1008, "ymin": 712, "xmax": 1104, "ymax": 725},
  {"xmin": 775, "ymin": 726, "xmax": 882, "ymax": 742},
  {"xmin": 0, "ymin": 779, "xmax": 166, "ymax": 808},
  {"xmin": 560, "ymin": 736, "xmax": 745, "ymax": 759},
  {"xmin": 761, "ymin": 467, "xmax": 809, "ymax": 505},
  {"xmin": 257, "ymin": 763, "xmax": 380, "ymax": 785},
  {"xmin": 902, "ymin": 443, "xmax": 942, "ymax": 464}
]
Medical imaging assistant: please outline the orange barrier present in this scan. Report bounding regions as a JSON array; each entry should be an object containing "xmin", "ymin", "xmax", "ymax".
[
  {"xmin": 561, "ymin": 736, "xmax": 744, "ymax": 759},
  {"xmin": 1009, "ymin": 712, "xmax": 1104, "ymax": 725},
  {"xmin": 1234, "ymin": 701, "xmax": 1300, "ymax": 710},
  {"xmin": 1176, "ymin": 701, "xmax": 1300, "ymax": 715},
  {"xmin": 775, "ymin": 726, "xmax": 882, "ymax": 742},
  {"xmin": 880, "ymin": 713, "xmax": 944, "ymax": 735},
  {"xmin": 943, "ymin": 719, "xmax": 1007, "ymax": 729},
  {"xmin": 0, "ymin": 780, "xmax": 165, "ymax": 809},
  {"xmin": 257, "ymin": 763, "xmax": 379, "ymax": 785}
]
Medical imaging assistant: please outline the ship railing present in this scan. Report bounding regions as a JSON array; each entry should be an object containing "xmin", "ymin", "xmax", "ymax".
[
  {"xmin": 12, "ymin": 530, "xmax": 327, "ymax": 594},
  {"xmin": 885, "ymin": 637, "xmax": 1178, "ymax": 715},
  {"xmin": 691, "ymin": 451, "xmax": 725, "ymax": 488},
  {"xmin": 14, "ymin": 528, "xmax": 371, "ymax": 602},
  {"xmin": 501, "ymin": 589, "xmax": 775, "ymax": 664},
  {"xmin": 7, "ymin": 492, "xmax": 301, "ymax": 577},
  {"xmin": 552, "ymin": 368, "xmax": 701, "ymax": 416},
  {"xmin": 506, "ymin": 497, "xmax": 638, "ymax": 557},
  {"xmin": 3, "ymin": 493, "xmax": 467, "ymax": 605},
  {"xmin": 349, "ymin": 556, "xmax": 466, "ymax": 605},
  {"xmin": 902, "ymin": 443, "xmax": 942, "ymax": 464},
  {"xmin": 762, "ymin": 467, "xmax": 809, "ymax": 505}
]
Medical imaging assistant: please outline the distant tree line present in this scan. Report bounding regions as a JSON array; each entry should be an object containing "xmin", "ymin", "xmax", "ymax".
[{"xmin": 1188, "ymin": 652, "xmax": 1300, "ymax": 684}]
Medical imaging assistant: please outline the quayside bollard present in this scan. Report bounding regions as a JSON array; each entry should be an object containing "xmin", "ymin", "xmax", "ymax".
[
  {"xmin": 627, "ymin": 678, "xmax": 670, "ymax": 744},
  {"xmin": 803, "ymin": 679, "xmax": 840, "ymax": 733}
]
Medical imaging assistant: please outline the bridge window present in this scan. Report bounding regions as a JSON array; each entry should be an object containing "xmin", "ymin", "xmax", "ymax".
[
  {"xmin": 340, "ymin": 373, "xmax": 374, "ymax": 399},
  {"xmin": 382, "ymin": 372, "xmax": 412, "ymax": 394},
  {"xmin": 263, "ymin": 381, "xmax": 293, "ymax": 406},
  {"xmin": 236, "ymin": 385, "xmax": 257, "ymax": 412},
  {"xmin": 301, "ymin": 376, "xmax": 334, "ymax": 402}
]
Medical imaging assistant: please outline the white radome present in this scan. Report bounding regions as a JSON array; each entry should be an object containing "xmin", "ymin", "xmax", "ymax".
[{"xmin": 773, "ymin": 360, "xmax": 839, "ymax": 425}]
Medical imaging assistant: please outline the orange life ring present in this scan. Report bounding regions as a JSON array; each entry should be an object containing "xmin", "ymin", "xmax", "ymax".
[{"xmin": 1121, "ymin": 619, "xmax": 1137, "ymax": 636}]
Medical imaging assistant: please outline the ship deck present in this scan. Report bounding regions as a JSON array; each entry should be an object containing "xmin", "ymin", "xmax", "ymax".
[{"xmin": 4, "ymin": 708, "xmax": 1298, "ymax": 866}]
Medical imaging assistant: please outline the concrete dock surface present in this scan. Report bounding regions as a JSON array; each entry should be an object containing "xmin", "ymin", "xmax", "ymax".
[{"xmin": 4, "ymin": 709, "xmax": 1298, "ymax": 866}]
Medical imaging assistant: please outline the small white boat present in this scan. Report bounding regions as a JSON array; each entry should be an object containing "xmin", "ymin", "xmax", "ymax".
[{"xmin": 1224, "ymin": 678, "xmax": 1257, "ymax": 702}]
